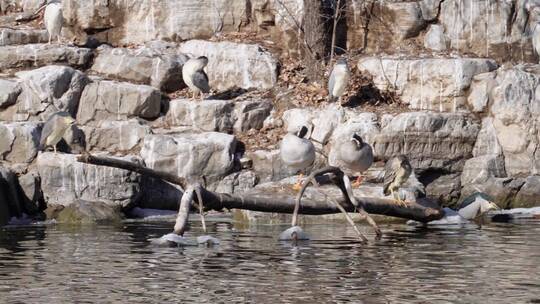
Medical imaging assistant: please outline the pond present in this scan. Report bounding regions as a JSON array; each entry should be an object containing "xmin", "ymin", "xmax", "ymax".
[{"xmin": 0, "ymin": 218, "xmax": 539, "ymax": 303}]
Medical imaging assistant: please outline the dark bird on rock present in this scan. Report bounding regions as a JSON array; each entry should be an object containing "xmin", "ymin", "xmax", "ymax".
[
  {"xmin": 39, "ymin": 111, "xmax": 76, "ymax": 154},
  {"xmin": 182, "ymin": 56, "xmax": 210, "ymax": 100},
  {"xmin": 383, "ymin": 155, "xmax": 413, "ymax": 206}
]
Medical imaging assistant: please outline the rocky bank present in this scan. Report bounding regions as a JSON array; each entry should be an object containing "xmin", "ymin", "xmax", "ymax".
[{"xmin": 1, "ymin": 0, "xmax": 540, "ymax": 225}]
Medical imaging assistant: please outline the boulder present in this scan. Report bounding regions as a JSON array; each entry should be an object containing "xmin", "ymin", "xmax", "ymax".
[
  {"xmin": 460, "ymin": 177, "xmax": 526, "ymax": 209},
  {"xmin": 424, "ymin": 24, "xmax": 447, "ymax": 51},
  {"xmin": 46, "ymin": 201, "xmax": 123, "ymax": 224},
  {"xmin": 0, "ymin": 122, "xmax": 42, "ymax": 164},
  {"xmin": 247, "ymin": 149, "xmax": 295, "ymax": 183},
  {"xmin": 358, "ymin": 57, "xmax": 498, "ymax": 111},
  {"xmin": 470, "ymin": 65, "xmax": 540, "ymax": 177},
  {"xmin": 139, "ymin": 176, "xmax": 182, "ymax": 210},
  {"xmin": 163, "ymin": 98, "xmax": 272, "ymax": 133},
  {"xmin": 0, "ymin": 79, "xmax": 21, "ymax": 109},
  {"xmin": 0, "ymin": 166, "xmax": 23, "ymax": 225},
  {"xmin": 90, "ymin": 45, "xmax": 188, "ymax": 92},
  {"xmin": 424, "ymin": 173, "xmax": 461, "ymax": 207},
  {"xmin": 215, "ymin": 170, "xmax": 258, "ymax": 194},
  {"xmin": 140, "ymin": 132, "xmax": 236, "ymax": 185},
  {"xmin": 179, "ymin": 40, "xmax": 279, "ymax": 91},
  {"xmin": 37, "ymin": 152, "xmax": 141, "ymax": 208},
  {"xmin": 4, "ymin": 66, "xmax": 90, "ymax": 122},
  {"xmin": 0, "ymin": 44, "xmax": 94, "ymax": 71},
  {"xmin": 373, "ymin": 112, "xmax": 480, "ymax": 173},
  {"xmin": 283, "ymin": 105, "xmax": 347, "ymax": 145},
  {"xmin": 0, "ymin": 28, "xmax": 48, "ymax": 46},
  {"xmin": 514, "ymin": 176, "xmax": 540, "ymax": 208},
  {"xmin": 77, "ymin": 78, "xmax": 162, "ymax": 126},
  {"xmin": 82, "ymin": 119, "xmax": 152, "ymax": 153},
  {"xmin": 461, "ymin": 155, "xmax": 506, "ymax": 185},
  {"xmin": 17, "ymin": 169, "xmax": 43, "ymax": 215}
]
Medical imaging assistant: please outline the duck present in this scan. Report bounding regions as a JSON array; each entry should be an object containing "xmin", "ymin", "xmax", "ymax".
[
  {"xmin": 280, "ymin": 126, "xmax": 316, "ymax": 191},
  {"xmin": 330, "ymin": 133, "xmax": 373, "ymax": 187}
]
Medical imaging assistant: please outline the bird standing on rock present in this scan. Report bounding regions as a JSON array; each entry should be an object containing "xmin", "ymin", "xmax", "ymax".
[
  {"xmin": 182, "ymin": 56, "xmax": 210, "ymax": 100},
  {"xmin": 328, "ymin": 57, "xmax": 350, "ymax": 103},
  {"xmin": 280, "ymin": 126, "xmax": 316, "ymax": 191},
  {"xmin": 383, "ymin": 155, "xmax": 413, "ymax": 207},
  {"xmin": 43, "ymin": 0, "xmax": 63, "ymax": 44},
  {"xmin": 39, "ymin": 111, "xmax": 76, "ymax": 154},
  {"xmin": 333, "ymin": 133, "xmax": 374, "ymax": 187}
]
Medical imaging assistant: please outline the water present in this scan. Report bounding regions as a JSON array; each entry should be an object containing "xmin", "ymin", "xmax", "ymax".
[{"xmin": 1, "ymin": 218, "xmax": 539, "ymax": 303}]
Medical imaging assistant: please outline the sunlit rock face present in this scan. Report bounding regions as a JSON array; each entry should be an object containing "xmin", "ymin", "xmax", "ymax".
[
  {"xmin": 0, "ymin": 79, "xmax": 21, "ymax": 109},
  {"xmin": 179, "ymin": 40, "xmax": 279, "ymax": 91},
  {"xmin": 0, "ymin": 44, "xmax": 94, "ymax": 71},
  {"xmin": 0, "ymin": 122, "xmax": 41, "ymax": 164},
  {"xmin": 4, "ymin": 66, "xmax": 90, "ymax": 121},
  {"xmin": 467, "ymin": 65, "xmax": 540, "ymax": 177},
  {"xmin": 161, "ymin": 98, "xmax": 273, "ymax": 133},
  {"xmin": 90, "ymin": 44, "xmax": 189, "ymax": 93},
  {"xmin": 37, "ymin": 152, "xmax": 141, "ymax": 208},
  {"xmin": 77, "ymin": 78, "xmax": 161, "ymax": 126},
  {"xmin": 62, "ymin": 0, "xmax": 249, "ymax": 45},
  {"xmin": 358, "ymin": 57, "xmax": 498, "ymax": 111},
  {"xmin": 140, "ymin": 132, "xmax": 236, "ymax": 186},
  {"xmin": 81, "ymin": 119, "xmax": 152, "ymax": 154},
  {"xmin": 0, "ymin": 28, "xmax": 48, "ymax": 46}
]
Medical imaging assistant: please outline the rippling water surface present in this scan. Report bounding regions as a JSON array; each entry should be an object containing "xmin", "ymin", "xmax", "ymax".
[{"xmin": 1, "ymin": 218, "xmax": 539, "ymax": 303}]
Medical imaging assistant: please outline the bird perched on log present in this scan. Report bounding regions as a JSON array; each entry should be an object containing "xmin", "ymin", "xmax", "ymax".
[
  {"xmin": 39, "ymin": 111, "xmax": 76, "ymax": 154},
  {"xmin": 328, "ymin": 57, "xmax": 350, "ymax": 103},
  {"xmin": 331, "ymin": 133, "xmax": 373, "ymax": 187},
  {"xmin": 182, "ymin": 56, "xmax": 210, "ymax": 100},
  {"xmin": 280, "ymin": 126, "xmax": 316, "ymax": 191},
  {"xmin": 39, "ymin": 0, "xmax": 63, "ymax": 44},
  {"xmin": 383, "ymin": 155, "xmax": 412, "ymax": 206}
]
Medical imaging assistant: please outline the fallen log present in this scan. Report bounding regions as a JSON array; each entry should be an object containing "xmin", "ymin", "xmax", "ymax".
[{"xmin": 77, "ymin": 153, "xmax": 444, "ymax": 223}]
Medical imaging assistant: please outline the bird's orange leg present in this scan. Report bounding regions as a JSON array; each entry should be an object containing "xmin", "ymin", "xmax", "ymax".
[
  {"xmin": 352, "ymin": 175, "xmax": 364, "ymax": 188},
  {"xmin": 292, "ymin": 173, "xmax": 304, "ymax": 191}
]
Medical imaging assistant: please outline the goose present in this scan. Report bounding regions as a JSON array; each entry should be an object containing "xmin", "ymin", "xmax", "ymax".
[
  {"xmin": 331, "ymin": 133, "xmax": 373, "ymax": 187},
  {"xmin": 383, "ymin": 155, "xmax": 413, "ymax": 206},
  {"xmin": 280, "ymin": 126, "xmax": 316, "ymax": 191},
  {"xmin": 182, "ymin": 56, "xmax": 210, "ymax": 100}
]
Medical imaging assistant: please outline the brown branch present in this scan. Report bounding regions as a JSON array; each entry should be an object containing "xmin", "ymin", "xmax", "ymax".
[{"xmin": 76, "ymin": 154, "xmax": 444, "ymax": 222}]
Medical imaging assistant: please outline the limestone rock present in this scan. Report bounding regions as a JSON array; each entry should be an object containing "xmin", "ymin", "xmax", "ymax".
[
  {"xmin": 0, "ymin": 28, "xmax": 48, "ymax": 46},
  {"xmin": 215, "ymin": 170, "xmax": 258, "ymax": 194},
  {"xmin": 90, "ymin": 45, "xmax": 188, "ymax": 92},
  {"xmin": 48, "ymin": 201, "xmax": 123, "ymax": 224},
  {"xmin": 179, "ymin": 40, "xmax": 279, "ymax": 91},
  {"xmin": 424, "ymin": 173, "xmax": 461, "ymax": 207},
  {"xmin": 460, "ymin": 177, "xmax": 526, "ymax": 209},
  {"xmin": 358, "ymin": 57, "xmax": 498, "ymax": 111},
  {"xmin": 140, "ymin": 132, "xmax": 236, "ymax": 184},
  {"xmin": 77, "ymin": 78, "xmax": 162, "ymax": 126},
  {"xmin": 514, "ymin": 176, "xmax": 540, "ymax": 208},
  {"xmin": 62, "ymin": 0, "xmax": 250, "ymax": 45},
  {"xmin": 0, "ymin": 79, "xmax": 21, "ymax": 109},
  {"xmin": 163, "ymin": 98, "xmax": 272, "ymax": 133},
  {"xmin": 0, "ymin": 166, "xmax": 23, "ymax": 225},
  {"xmin": 82, "ymin": 119, "xmax": 152, "ymax": 153},
  {"xmin": 6, "ymin": 66, "xmax": 90, "ymax": 121},
  {"xmin": 0, "ymin": 44, "xmax": 94, "ymax": 70},
  {"xmin": 283, "ymin": 105, "xmax": 347, "ymax": 145},
  {"xmin": 373, "ymin": 112, "xmax": 480, "ymax": 173},
  {"xmin": 17, "ymin": 169, "xmax": 43, "ymax": 215},
  {"xmin": 247, "ymin": 149, "xmax": 296, "ymax": 183},
  {"xmin": 439, "ymin": 0, "xmax": 536, "ymax": 63},
  {"xmin": 424, "ymin": 24, "xmax": 447, "ymax": 51},
  {"xmin": 0, "ymin": 122, "xmax": 42, "ymax": 164},
  {"xmin": 37, "ymin": 152, "xmax": 141, "ymax": 208},
  {"xmin": 461, "ymin": 155, "xmax": 506, "ymax": 185}
]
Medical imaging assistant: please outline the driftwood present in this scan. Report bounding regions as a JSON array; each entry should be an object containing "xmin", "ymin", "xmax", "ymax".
[
  {"xmin": 77, "ymin": 154, "xmax": 444, "ymax": 233},
  {"xmin": 77, "ymin": 154, "xmax": 444, "ymax": 220}
]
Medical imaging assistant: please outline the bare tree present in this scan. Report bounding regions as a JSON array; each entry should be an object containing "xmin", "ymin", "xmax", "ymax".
[{"xmin": 302, "ymin": 0, "xmax": 328, "ymax": 81}]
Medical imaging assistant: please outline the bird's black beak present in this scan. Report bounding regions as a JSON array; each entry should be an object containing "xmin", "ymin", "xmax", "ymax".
[{"xmin": 297, "ymin": 126, "xmax": 309, "ymax": 139}]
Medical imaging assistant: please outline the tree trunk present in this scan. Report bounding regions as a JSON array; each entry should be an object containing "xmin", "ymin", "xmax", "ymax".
[
  {"xmin": 302, "ymin": 0, "xmax": 328, "ymax": 81},
  {"xmin": 77, "ymin": 154, "xmax": 444, "ymax": 223}
]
